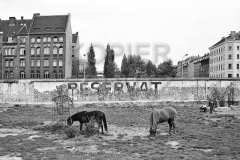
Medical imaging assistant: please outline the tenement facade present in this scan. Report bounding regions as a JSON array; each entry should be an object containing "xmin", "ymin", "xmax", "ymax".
[
  {"xmin": 209, "ymin": 31, "xmax": 240, "ymax": 78},
  {"xmin": 0, "ymin": 13, "xmax": 79, "ymax": 79},
  {"xmin": 193, "ymin": 54, "xmax": 209, "ymax": 77}
]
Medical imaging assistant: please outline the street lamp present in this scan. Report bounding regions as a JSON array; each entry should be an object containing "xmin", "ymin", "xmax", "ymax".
[
  {"xmin": 83, "ymin": 54, "xmax": 86, "ymax": 79},
  {"xmin": 182, "ymin": 54, "xmax": 188, "ymax": 78}
]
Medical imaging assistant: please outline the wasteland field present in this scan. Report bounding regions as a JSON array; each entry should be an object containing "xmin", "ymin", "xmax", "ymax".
[{"xmin": 0, "ymin": 101, "xmax": 240, "ymax": 160}]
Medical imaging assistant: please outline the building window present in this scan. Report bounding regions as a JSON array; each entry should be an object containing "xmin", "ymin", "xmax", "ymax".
[
  {"xmin": 31, "ymin": 59, "xmax": 34, "ymax": 67},
  {"xmin": 237, "ymin": 74, "xmax": 239, "ymax": 78},
  {"xmin": 31, "ymin": 38, "xmax": 35, "ymax": 43},
  {"xmin": 237, "ymin": 46, "xmax": 239, "ymax": 50},
  {"xmin": 37, "ymin": 37, "xmax": 41, "ymax": 43},
  {"xmin": 228, "ymin": 46, "xmax": 232, "ymax": 51},
  {"xmin": 9, "ymin": 71, "xmax": 13, "ymax": 79},
  {"xmin": 59, "ymin": 37, "xmax": 63, "ymax": 42},
  {"xmin": 228, "ymin": 64, "xmax": 232, "ymax": 69},
  {"xmin": 37, "ymin": 59, "xmax": 40, "ymax": 67},
  {"xmin": 47, "ymin": 37, "xmax": 51, "ymax": 42},
  {"xmin": 53, "ymin": 71, "xmax": 57, "ymax": 78},
  {"xmin": 59, "ymin": 59, "xmax": 63, "ymax": 66},
  {"xmin": 31, "ymin": 71, "xmax": 35, "ymax": 78},
  {"xmin": 59, "ymin": 71, "xmax": 63, "ymax": 78},
  {"xmin": 36, "ymin": 47, "xmax": 40, "ymax": 55},
  {"xmin": 53, "ymin": 47, "xmax": 58, "ymax": 54},
  {"xmin": 53, "ymin": 59, "xmax": 57, "ymax": 66},
  {"xmin": 5, "ymin": 60, "xmax": 9, "ymax": 67},
  {"xmin": 237, "ymin": 64, "xmax": 239, "ymax": 69},
  {"xmin": 20, "ymin": 71, "xmax": 25, "ymax": 79},
  {"xmin": 20, "ymin": 59, "xmax": 25, "ymax": 67},
  {"xmin": 5, "ymin": 71, "xmax": 9, "ymax": 79},
  {"xmin": 44, "ymin": 59, "xmax": 49, "ymax": 66},
  {"xmin": 10, "ymin": 60, "xmax": 13, "ymax": 67},
  {"xmin": 53, "ymin": 36, "xmax": 57, "ymax": 42},
  {"xmin": 228, "ymin": 54, "xmax": 232, "ymax": 60},
  {"xmin": 59, "ymin": 47, "xmax": 63, "ymax": 54},
  {"xmin": 36, "ymin": 71, "xmax": 40, "ymax": 78},
  {"xmin": 238, "ymin": 54, "xmax": 239, "ymax": 59},
  {"xmin": 11, "ymin": 48, "xmax": 15, "ymax": 55},
  {"xmin": 4, "ymin": 48, "xmax": 7, "ymax": 55},
  {"xmin": 20, "ymin": 48, "xmax": 25, "ymax": 55},
  {"xmin": 43, "ymin": 37, "xmax": 47, "ymax": 42},
  {"xmin": 44, "ymin": 71, "xmax": 49, "ymax": 78},
  {"xmin": 228, "ymin": 74, "xmax": 232, "ymax": 78},
  {"xmin": 31, "ymin": 48, "xmax": 35, "ymax": 55},
  {"xmin": 44, "ymin": 47, "xmax": 50, "ymax": 55}
]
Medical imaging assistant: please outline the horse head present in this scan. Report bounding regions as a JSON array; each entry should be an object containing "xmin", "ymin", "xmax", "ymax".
[
  {"xmin": 149, "ymin": 126, "xmax": 157, "ymax": 137},
  {"xmin": 67, "ymin": 117, "xmax": 73, "ymax": 126}
]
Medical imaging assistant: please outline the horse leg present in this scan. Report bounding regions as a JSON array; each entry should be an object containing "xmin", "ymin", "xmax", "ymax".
[
  {"xmin": 172, "ymin": 120, "xmax": 176, "ymax": 135},
  {"xmin": 99, "ymin": 120, "xmax": 104, "ymax": 134},
  {"xmin": 168, "ymin": 119, "xmax": 173, "ymax": 135},
  {"xmin": 80, "ymin": 123, "xmax": 83, "ymax": 132}
]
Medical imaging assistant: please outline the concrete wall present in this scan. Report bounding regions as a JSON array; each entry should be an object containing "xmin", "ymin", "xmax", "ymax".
[{"xmin": 0, "ymin": 78, "xmax": 240, "ymax": 104}]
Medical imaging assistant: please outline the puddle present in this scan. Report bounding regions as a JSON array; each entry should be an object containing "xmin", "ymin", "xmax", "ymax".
[
  {"xmin": 198, "ymin": 148, "xmax": 213, "ymax": 152},
  {"xmin": 0, "ymin": 128, "xmax": 38, "ymax": 138},
  {"xmin": 27, "ymin": 135, "xmax": 42, "ymax": 140},
  {"xmin": 160, "ymin": 132, "xmax": 168, "ymax": 136},
  {"xmin": 166, "ymin": 141, "xmax": 180, "ymax": 149},
  {"xmin": 37, "ymin": 147, "xmax": 59, "ymax": 151},
  {"xmin": 0, "ymin": 155, "xmax": 22, "ymax": 160},
  {"xmin": 210, "ymin": 118, "xmax": 221, "ymax": 122},
  {"xmin": 73, "ymin": 145, "xmax": 99, "ymax": 153},
  {"xmin": 0, "ymin": 133, "xmax": 19, "ymax": 138}
]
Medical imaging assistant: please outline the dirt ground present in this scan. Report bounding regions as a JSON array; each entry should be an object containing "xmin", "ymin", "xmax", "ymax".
[{"xmin": 0, "ymin": 101, "xmax": 240, "ymax": 160}]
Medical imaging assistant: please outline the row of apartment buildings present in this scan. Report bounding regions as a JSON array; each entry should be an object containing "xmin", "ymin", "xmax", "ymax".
[
  {"xmin": 177, "ymin": 31, "xmax": 240, "ymax": 78},
  {"xmin": 0, "ymin": 13, "xmax": 80, "ymax": 79},
  {"xmin": 177, "ymin": 54, "xmax": 209, "ymax": 78}
]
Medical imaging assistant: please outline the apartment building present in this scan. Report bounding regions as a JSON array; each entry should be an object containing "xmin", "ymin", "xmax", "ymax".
[
  {"xmin": 177, "ymin": 56, "xmax": 197, "ymax": 77},
  {"xmin": 209, "ymin": 31, "xmax": 240, "ymax": 78},
  {"xmin": 0, "ymin": 13, "xmax": 78, "ymax": 79},
  {"xmin": 193, "ymin": 54, "xmax": 209, "ymax": 77}
]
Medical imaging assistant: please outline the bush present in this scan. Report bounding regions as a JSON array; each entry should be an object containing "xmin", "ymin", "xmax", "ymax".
[
  {"xmin": 84, "ymin": 116, "xmax": 100, "ymax": 137},
  {"xmin": 64, "ymin": 127, "xmax": 76, "ymax": 138}
]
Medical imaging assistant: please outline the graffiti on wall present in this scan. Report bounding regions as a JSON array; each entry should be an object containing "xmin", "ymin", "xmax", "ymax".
[{"xmin": 0, "ymin": 80, "xmax": 240, "ymax": 103}]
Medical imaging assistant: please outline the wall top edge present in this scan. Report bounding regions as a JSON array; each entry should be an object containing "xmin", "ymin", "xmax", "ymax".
[{"xmin": 0, "ymin": 78, "xmax": 240, "ymax": 83}]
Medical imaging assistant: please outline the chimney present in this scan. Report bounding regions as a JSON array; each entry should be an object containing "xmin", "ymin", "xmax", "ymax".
[
  {"xmin": 21, "ymin": 16, "xmax": 24, "ymax": 25},
  {"xmin": 9, "ymin": 17, "xmax": 16, "ymax": 26},
  {"xmin": 35, "ymin": 13, "xmax": 40, "ymax": 17}
]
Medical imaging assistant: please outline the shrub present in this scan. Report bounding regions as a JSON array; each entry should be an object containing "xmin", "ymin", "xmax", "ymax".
[
  {"xmin": 64, "ymin": 127, "xmax": 76, "ymax": 138},
  {"xmin": 84, "ymin": 116, "xmax": 100, "ymax": 137}
]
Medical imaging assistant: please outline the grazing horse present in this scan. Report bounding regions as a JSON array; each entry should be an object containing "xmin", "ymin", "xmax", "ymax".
[
  {"xmin": 149, "ymin": 107, "xmax": 177, "ymax": 138},
  {"xmin": 67, "ymin": 110, "xmax": 108, "ymax": 134}
]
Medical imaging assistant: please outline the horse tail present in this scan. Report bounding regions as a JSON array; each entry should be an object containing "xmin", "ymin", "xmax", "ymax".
[{"xmin": 102, "ymin": 113, "xmax": 108, "ymax": 132}]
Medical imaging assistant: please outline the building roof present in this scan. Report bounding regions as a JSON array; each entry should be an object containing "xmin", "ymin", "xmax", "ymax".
[
  {"xmin": 30, "ymin": 14, "xmax": 68, "ymax": 34},
  {"xmin": 210, "ymin": 31, "xmax": 240, "ymax": 49},
  {"xmin": 0, "ymin": 19, "xmax": 31, "ymax": 42},
  {"xmin": 72, "ymin": 32, "xmax": 78, "ymax": 43}
]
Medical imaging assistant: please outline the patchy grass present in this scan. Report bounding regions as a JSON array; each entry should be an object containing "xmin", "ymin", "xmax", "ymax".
[{"xmin": 0, "ymin": 102, "xmax": 240, "ymax": 159}]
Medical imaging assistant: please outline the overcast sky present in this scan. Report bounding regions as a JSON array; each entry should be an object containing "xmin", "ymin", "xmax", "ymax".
[{"xmin": 1, "ymin": 0, "xmax": 240, "ymax": 71}]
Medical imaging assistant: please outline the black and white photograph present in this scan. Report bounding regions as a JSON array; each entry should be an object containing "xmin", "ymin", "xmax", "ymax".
[{"xmin": 0, "ymin": 0, "xmax": 240, "ymax": 159}]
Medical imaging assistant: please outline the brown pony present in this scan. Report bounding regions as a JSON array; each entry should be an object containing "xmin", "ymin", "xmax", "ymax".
[{"xmin": 149, "ymin": 107, "xmax": 177, "ymax": 138}]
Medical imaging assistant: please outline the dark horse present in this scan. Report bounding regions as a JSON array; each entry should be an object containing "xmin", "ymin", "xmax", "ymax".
[
  {"xmin": 67, "ymin": 110, "xmax": 108, "ymax": 134},
  {"xmin": 149, "ymin": 107, "xmax": 177, "ymax": 139}
]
